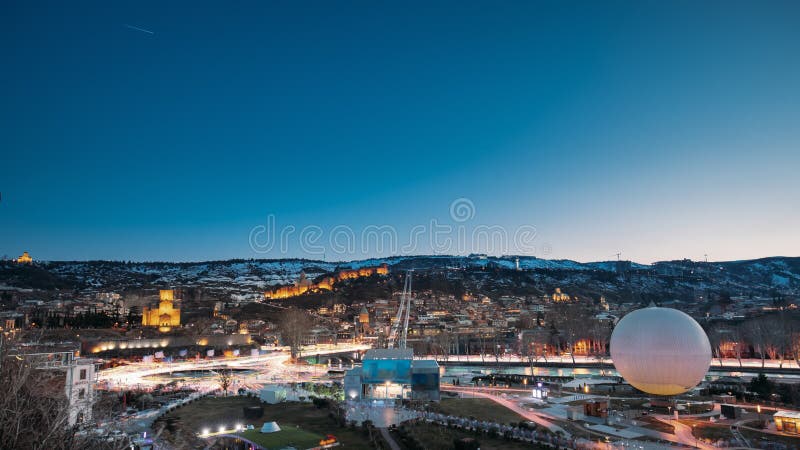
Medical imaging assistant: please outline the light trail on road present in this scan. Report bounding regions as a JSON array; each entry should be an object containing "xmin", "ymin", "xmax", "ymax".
[{"xmin": 98, "ymin": 344, "xmax": 370, "ymax": 391}]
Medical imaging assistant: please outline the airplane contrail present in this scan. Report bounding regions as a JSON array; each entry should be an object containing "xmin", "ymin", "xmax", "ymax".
[{"xmin": 124, "ymin": 24, "xmax": 154, "ymax": 35}]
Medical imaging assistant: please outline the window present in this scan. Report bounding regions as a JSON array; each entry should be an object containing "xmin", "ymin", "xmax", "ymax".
[
  {"xmin": 79, "ymin": 369, "xmax": 87, "ymax": 380},
  {"xmin": 79, "ymin": 388, "xmax": 85, "ymax": 400}
]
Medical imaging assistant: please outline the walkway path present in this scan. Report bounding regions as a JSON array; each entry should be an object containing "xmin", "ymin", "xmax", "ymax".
[
  {"xmin": 379, "ymin": 427, "xmax": 401, "ymax": 450},
  {"xmin": 730, "ymin": 425, "xmax": 752, "ymax": 448},
  {"xmin": 444, "ymin": 387, "xmax": 570, "ymax": 436},
  {"xmin": 652, "ymin": 415, "xmax": 714, "ymax": 450}
]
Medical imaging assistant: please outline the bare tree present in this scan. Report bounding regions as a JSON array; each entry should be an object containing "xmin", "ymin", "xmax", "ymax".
[
  {"xmin": 706, "ymin": 324, "xmax": 725, "ymax": 367},
  {"xmin": 550, "ymin": 303, "xmax": 590, "ymax": 366},
  {"xmin": 790, "ymin": 319, "xmax": 800, "ymax": 369},
  {"xmin": 772, "ymin": 314, "xmax": 792, "ymax": 369},
  {"xmin": 730, "ymin": 325, "xmax": 746, "ymax": 368},
  {"xmin": 587, "ymin": 321, "xmax": 611, "ymax": 365},
  {"xmin": 217, "ymin": 369, "xmax": 233, "ymax": 395},
  {"xmin": 433, "ymin": 330, "xmax": 453, "ymax": 362},
  {"xmin": 492, "ymin": 335, "xmax": 503, "ymax": 366},
  {"xmin": 477, "ymin": 334, "xmax": 487, "ymax": 364},
  {"xmin": 277, "ymin": 308, "xmax": 314, "ymax": 360},
  {"xmin": 521, "ymin": 329, "xmax": 549, "ymax": 374},
  {"xmin": 745, "ymin": 318, "xmax": 771, "ymax": 368},
  {"xmin": 0, "ymin": 337, "xmax": 126, "ymax": 449}
]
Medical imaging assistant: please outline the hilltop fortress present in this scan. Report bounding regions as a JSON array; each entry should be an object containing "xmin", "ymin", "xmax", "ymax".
[{"xmin": 265, "ymin": 264, "xmax": 389, "ymax": 300}]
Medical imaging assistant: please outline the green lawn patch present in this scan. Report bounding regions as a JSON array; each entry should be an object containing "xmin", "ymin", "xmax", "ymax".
[
  {"xmin": 740, "ymin": 429, "xmax": 800, "ymax": 447},
  {"xmin": 396, "ymin": 421, "xmax": 551, "ymax": 450},
  {"xmin": 679, "ymin": 420, "xmax": 733, "ymax": 441},
  {"xmin": 429, "ymin": 398, "xmax": 526, "ymax": 425},
  {"xmin": 159, "ymin": 396, "xmax": 373, "ymax": 449},
  {"xmin": 637, "ymin": 416, "xmax": 675, "ymax": 434},
  {"xmin": 239, "ymin": 427, "xmax": 323, "ymax": 449}
]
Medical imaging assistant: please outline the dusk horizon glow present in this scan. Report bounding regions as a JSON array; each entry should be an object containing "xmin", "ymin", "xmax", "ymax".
[{"xmin": 2, "ymin": 1, "xmax": 799, "ymax": 263}]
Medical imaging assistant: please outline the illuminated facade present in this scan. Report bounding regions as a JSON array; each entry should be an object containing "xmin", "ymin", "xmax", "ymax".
[
  {"xmin": 265, "ymin": 264, "xmax": 389, "ymax": 300},
  {"xmin": 775, "ymin": 411, "xmax": 800, "ymax": 434},
  {"xmin": 142, "ymin": 290, "xmax": 181, "ymax": 330},
  {"xmin": 552, "ymin": 288, "xmax": 570, "ymax": 302},
  {"xmin": 359, "ymin": 306, "xmax": 370, "ymax": 324},
  {"xmin": 573, "ymin": 338, "xmax": 590, "ymax": 356},
  {"xmin": 16, "ymin": 251, "xmax": 32, "ymax": 264}
]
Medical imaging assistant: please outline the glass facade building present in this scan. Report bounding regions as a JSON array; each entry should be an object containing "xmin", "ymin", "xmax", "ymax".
[{"xmin": 345, "ymin": 349, "xmax": 440, "ymax": 402}]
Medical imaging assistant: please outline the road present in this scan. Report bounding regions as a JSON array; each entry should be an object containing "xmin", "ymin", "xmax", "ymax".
[
  {"xmin": 98, "ymin": 343, "xmax": 370, "ymax": 391},
  {"xmin": 421, "ymin": 354, "xmax": 800, "ymax": 371}
]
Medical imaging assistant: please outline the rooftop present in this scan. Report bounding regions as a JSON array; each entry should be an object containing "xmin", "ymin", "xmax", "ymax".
[
  {"xmin": 364, "ymin": 348, "xmax": 413, "ymax": 360},
  {"xmin": 774, "ymin": 410, "xmax": 800, "ymax": 419}
]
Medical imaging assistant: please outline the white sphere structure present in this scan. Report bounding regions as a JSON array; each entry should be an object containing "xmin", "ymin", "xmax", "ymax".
[{"xmin": 610, "ymin": 305, "xmax": 711, "ymax": 396}]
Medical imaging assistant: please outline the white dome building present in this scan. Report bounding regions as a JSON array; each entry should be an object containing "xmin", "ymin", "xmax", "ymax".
[{"xmin": 610, "ymin": 305, "xmax": 711, "ymax": 396}]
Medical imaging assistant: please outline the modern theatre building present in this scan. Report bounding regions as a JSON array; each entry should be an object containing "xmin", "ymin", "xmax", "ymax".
[{"xmin": 344, "ymin": 349, "xmax": 440, "ymax": 402}]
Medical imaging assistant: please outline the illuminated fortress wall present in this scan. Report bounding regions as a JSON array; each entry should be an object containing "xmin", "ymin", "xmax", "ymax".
[
  {"xmin": 86, "ymin": 334, "xmax": 251, "ymax": 354},
  {"xmin": 265, "ymin": 264, "xmax": 388, "ymax": 300}
]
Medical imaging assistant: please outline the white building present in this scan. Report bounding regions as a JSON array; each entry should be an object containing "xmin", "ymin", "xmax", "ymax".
[
  {"xmin": 22, "ymin": 351, "xmax": 96, "ymax": 426},
  {"xmin": 65, "ymin": 358, "xmax": 96, "ymax": 425}
]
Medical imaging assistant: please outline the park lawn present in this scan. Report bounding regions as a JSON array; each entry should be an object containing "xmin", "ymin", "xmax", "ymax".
[
  {"xmin": 397, "ymin": 421, "xmax": 550, "ymax": 450},
  {"xmin": 679, "ymin": 420, "xmax": 733, "ymax": 441},
  {"xmin": 740, "ymin": 429, "xmax": 800, "ymax": 447},
  {"xmin": 165, "ymin": 396, "xmax": 262, "ymax": 430},
  {"xmin": 429, "ymin": 398, "xmax": 526, "ymax": 425},
  {"xmin": 160, "ymin": 396, "xmax": 373, "ymax": 449},
  {"xmin": 636, "ymin": 416, "xmax": 675, "ymax": 434},
  {"xmin": 239, "ymin": 427, "xmax": 322, "ymax": 449}
]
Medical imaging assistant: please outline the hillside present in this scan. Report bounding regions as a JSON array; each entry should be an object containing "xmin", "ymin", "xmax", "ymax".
[{"xmin": 1, "ymin": 255, "xmax": 798, "ymax": 306}]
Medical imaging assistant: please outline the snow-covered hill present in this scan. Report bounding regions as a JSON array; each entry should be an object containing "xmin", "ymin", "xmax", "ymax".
[{"xmin": 1, "ymin": 255, "xmax": 797, "ymax": 300}]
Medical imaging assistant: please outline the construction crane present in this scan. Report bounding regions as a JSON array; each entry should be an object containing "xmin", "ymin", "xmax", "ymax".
[{"xmin": 387, "ymin": 270, "xmax": 413, "ymax": 349}]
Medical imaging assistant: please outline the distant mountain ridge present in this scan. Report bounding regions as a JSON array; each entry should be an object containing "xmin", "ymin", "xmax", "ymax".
[{"xmin": 1, "ymin": 255, "xmax": 798, "ymax": 298}]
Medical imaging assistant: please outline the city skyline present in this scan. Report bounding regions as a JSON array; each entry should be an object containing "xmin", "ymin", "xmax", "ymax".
[{"xmin": 2, "ymin": 1, "xmax": 799, "ymax": 263}]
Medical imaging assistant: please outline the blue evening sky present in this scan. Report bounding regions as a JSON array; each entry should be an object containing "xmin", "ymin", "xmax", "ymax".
[{"xmin": 1, "ymin": 1, "xmax": 798, "ymax": 263}]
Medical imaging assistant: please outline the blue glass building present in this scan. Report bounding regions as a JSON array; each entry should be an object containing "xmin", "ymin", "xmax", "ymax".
[{"xmin": 345, "ymin": 349, "xmax": 440, "ymax": 402}]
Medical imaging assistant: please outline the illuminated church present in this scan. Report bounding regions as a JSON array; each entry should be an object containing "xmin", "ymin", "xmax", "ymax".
[{"xmin": 142, "ymin": 290, "xmax": 181, "ymax": 331}]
